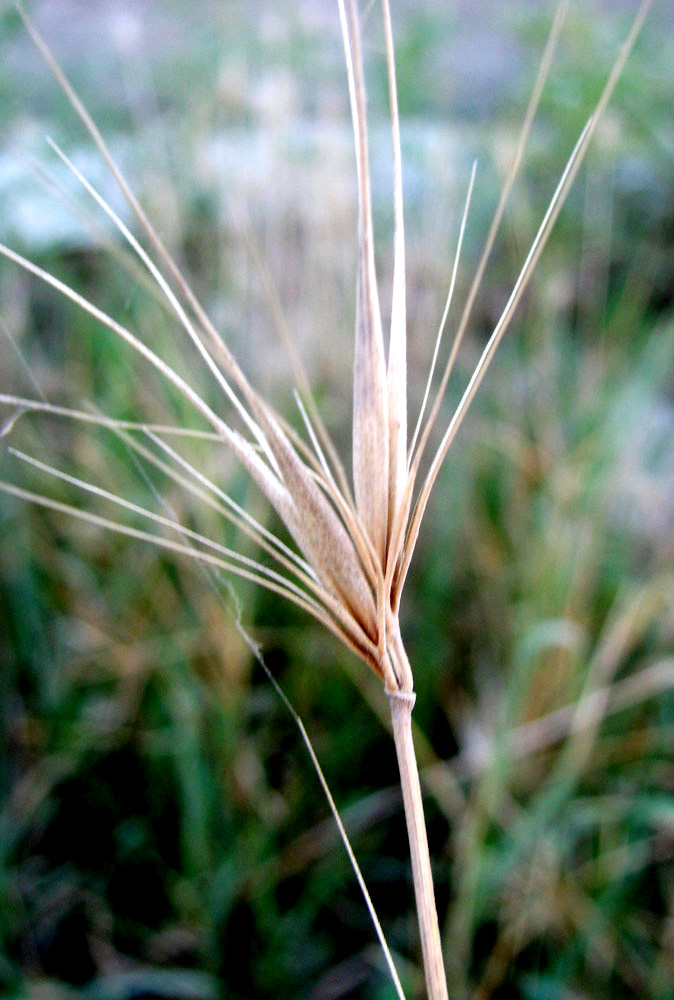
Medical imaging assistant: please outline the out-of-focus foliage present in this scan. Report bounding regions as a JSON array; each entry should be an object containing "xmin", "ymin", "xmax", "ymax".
[{"xmin": 1, "ymin": 2, "xmax": 672, "ymax": 998}]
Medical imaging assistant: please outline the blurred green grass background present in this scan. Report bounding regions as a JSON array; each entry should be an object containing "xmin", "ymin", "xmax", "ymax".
[{"xmin": 1, "ymin": 1, "xmax": 673, "ymax": 997}]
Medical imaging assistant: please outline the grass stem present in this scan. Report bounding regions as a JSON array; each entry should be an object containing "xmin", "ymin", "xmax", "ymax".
[{"xmin": 389, "ymin": 689, "xmax": 448, "ymax": 1000}]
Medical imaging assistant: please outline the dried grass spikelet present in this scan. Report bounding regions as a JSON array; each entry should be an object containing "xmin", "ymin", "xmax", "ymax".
[
  {"xmin": 0, "ymin": 0, "xmax": 652, "ymax": 693},
  {"xmin": 0, "ymin": 2, "xmax": 654, "ymax": 996}
]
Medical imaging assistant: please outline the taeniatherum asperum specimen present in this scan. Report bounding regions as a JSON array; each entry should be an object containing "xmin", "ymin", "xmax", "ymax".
[{"xmin": 0, "ymin": 1, "xmax": 653, "ymax": 995}]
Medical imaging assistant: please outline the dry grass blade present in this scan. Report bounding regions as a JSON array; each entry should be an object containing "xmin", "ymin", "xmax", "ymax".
[
  {"xmin": 400, "ymin": 0, "xmax": 653, "ymax": 592},
  {"xmin": 46, "ymin": 138, "xmax": 277, "ymax": 467},
  {"xmin": 0, "ymin": 245, "xmax": 236, "ymax": 448},
  {"xmin": 386, "ymin": 160, "xmax": 477, "ymax": 602},
  {"xmin": 408, "ymin": 161, "xmax": 477, "ymax": 466},
  {"xmin": 0, "ymin": 480, "xmax": 321, "ymax": 626},
  {"xmin": 13, "ymin": 429, "xmax": 307, "ymax": 588},
  {"xmin": 140, "ymin": 431, "xmax": 317, "ymax": 581},
  {"xmin": 24, "ymin": 153, "xmax": 169, "ymax": 310},
  {"xmin": 0, "ymin": 243, "xmax": 309, "ymax": 549},
  {"xmin": 7, "ymin": 447, "xmax": 317, "ymax": 604},
  {"xmin": 16, "ymin": 5, "xmax": 248, "ymax": 397},
  {"xmin": 339, "ymin": 0, "xmax": 390, "ymax": 564},
  {"xmin": 382, "ymin": 0, "xmax": 408, "ymax": 538},
  {"xmin": 0, "ymin": 393, "xmax": 224, "ymax": 440},
  {"xmin": 0, "ymin": 475, "xmax": 382, "ymax": 668},
  {"xmin": 401, "ymin": 117, "xmax": 594, "ymax": 585},
  {"xmin": 407, "ymin": 0, "xmax": 570, "ymax": 487}
]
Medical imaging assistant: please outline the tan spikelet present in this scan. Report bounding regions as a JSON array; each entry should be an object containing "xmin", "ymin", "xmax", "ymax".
[{"xmin": 248, "ymin": 399, "xmax": 378, "ymax": 641}]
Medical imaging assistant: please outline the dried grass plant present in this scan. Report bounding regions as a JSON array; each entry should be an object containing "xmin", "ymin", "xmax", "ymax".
[{"xmin": 0, "ymin": 1, "xmax": 656, "ymax": 996}]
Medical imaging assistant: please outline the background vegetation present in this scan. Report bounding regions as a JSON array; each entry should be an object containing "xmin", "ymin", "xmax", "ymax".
[{"xmin": 1, "ymin": 1, "xmax": 673, "ymax": 997}]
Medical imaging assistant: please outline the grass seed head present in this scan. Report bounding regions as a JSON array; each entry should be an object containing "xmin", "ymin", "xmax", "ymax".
[{"xmin": 0, "ymin": 0, "xmax": 655, "ymax": 698}]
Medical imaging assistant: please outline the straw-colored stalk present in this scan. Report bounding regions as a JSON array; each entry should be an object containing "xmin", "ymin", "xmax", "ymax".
[{"xmin": 0, "ymin": 1, "xmax": 653, "ymax": 996}]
